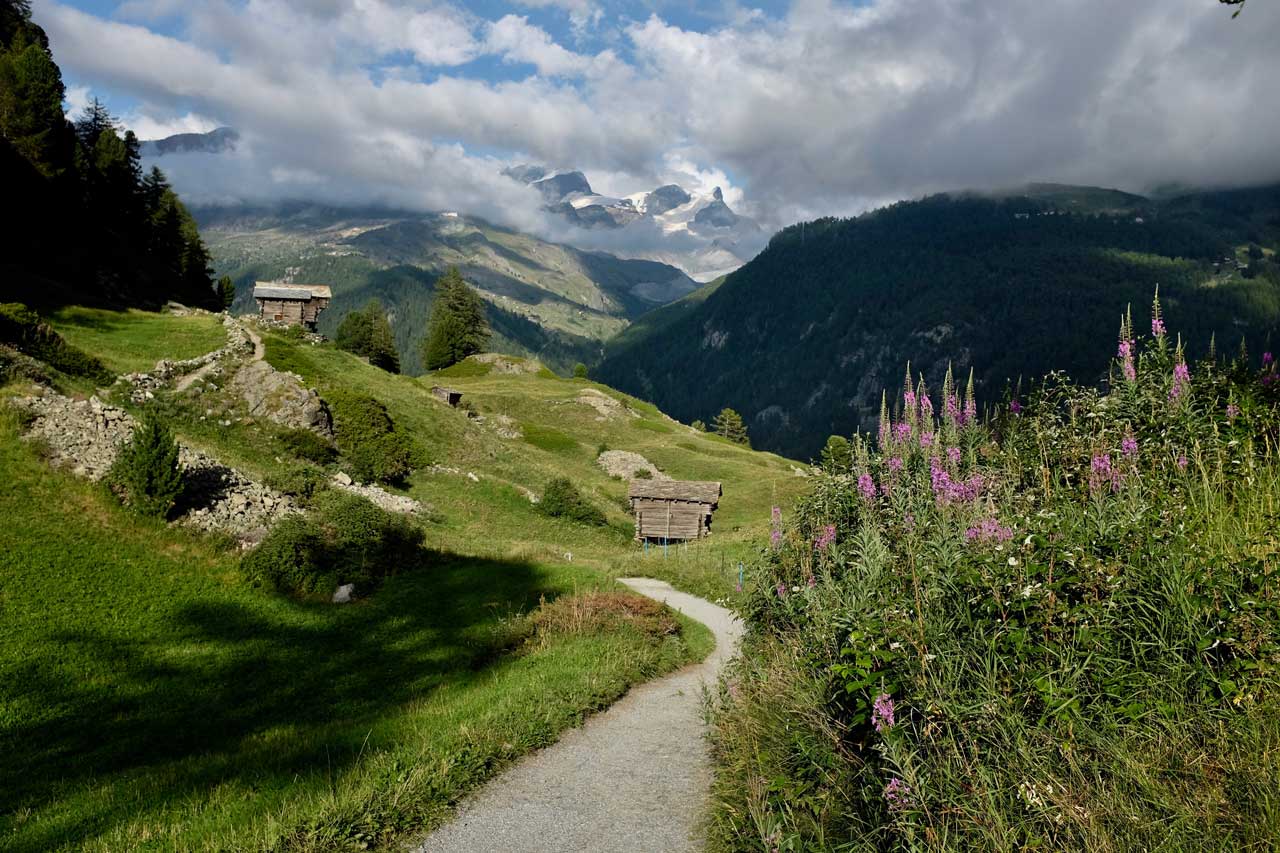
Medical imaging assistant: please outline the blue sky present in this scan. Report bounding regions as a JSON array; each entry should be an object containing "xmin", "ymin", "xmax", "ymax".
[{"xmin": 32, "ymin": 0, "xmax": 1280, "ymax": 238}]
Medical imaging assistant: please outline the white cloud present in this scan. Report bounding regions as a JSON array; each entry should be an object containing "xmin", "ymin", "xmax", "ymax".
[
  {"xmin": 31, "ymin": 0, "xmax": 1280, "ymax": 246},
  {"xmin": 122, "ymin": 110, "xmax": 220, "ymax": 139}
]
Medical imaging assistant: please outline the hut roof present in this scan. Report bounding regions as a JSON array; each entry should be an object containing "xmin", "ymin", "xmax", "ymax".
[
  {"xmin": 253, "ymin": 282, "xmax": 333, "ymax": 300},
  {"xmin": 628, "ymin": 479, "xmax": 722, "ymax": 505}
]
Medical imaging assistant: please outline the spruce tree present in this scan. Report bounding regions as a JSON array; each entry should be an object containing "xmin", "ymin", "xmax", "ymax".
[
  {"xmin": 422, "ymin": 267, "xmax": 489, "ymax": 370},
  {"xmin": 217, "ymin": 275, "xmax": 236, "ymax": 310},
  {"xmin": 109, "ymin": 414, "xmax": 184, "ymax": 519},
  {"xmin": 713, "ymin": 407, "xmax": 750, "ymax": 446},
  {"xmin": 336, "ymin": 299, "xmax": 400, "ymax": 373}
]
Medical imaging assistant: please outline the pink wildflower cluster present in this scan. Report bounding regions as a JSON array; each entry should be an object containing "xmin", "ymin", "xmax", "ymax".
[
  {"xmin": 858, "ymin": 473, "xmax": 877, "ymax": 501},
  {"xmin": 1089, "ymin": 454, "xmax": 1122, "ymax": 494},
  {"xmin": 965, "ymin": 517, "xmax": 1014, "ymax": 544},
  {"xmin": 946, "ymin": 446, "xmax": 962, "ymax": 465},
  {"xmin": 1227, "ymin": 403, "xmax": 1240, "ymax": 421},
  {"xmin": 930, "ymin": 457, "xmax": 984, "ymax": 505},
  {"xmin": 769, "ymin": 506, "xmax": 783, "ymax": 549},
  {"xmin": 1121, "ymin": 434, "xmax": 1139, "ymax": 457},
  {"xmin": 1169, "ymin": 361, "xmax": 1190, "ymax": 401},
  {"xmin": 871, "ymin": 692, "xmax": 895, "ymax": 732},
  {"xmin": 884, "ymin": 777, "xmax": 912, "ymax": 811},
  {"xmin": 814, "ymin": 524, "xmax": 837, "ymax": 551},
  {"xmin": 1118, "ymin": 338, "xmax": 1137, "ymax": 382},
  {"xmin": 887, "ymin": 456, "xmax": 904, "ymax": 473}
]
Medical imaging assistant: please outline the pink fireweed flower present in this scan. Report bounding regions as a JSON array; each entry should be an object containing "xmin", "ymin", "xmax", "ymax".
[
  {"xmin": 1009, "ymin": 398, "xmax": 1022, "ymax": 414},
  {"xmin": 776, "ymin": 582, "xmax": 787, "ymax": 598},
  {"xmin": 944, "ymin": 393, "xmax": 961, "ymax": 423},
  {"xmin": 919, "ymin": 393, "xmax": 934, "ymax": 421},
  {"xmin": 814, "ymin": 524, "xmax": 837, "ymax": 551},
  {"xmin": 1227, "ymin": 403, "xmax": 1240, "ymax": 421},
  {"xmin": 903, "ymin": 513, "xmax": 916, "ymax": 531},
  {"xmin": 946, "ymin": 446, "xmax": 962, "ymax": 466},
  {"xmin": 1121, "ymin": 434, "xmax": 1138, "ymax": 457},
  {"xmin": 904, "ymin": 388, "xmax": 917, "ymax": 409},
  {"xmin": 1152, "ymin": 316, "xmax": 1166, "ymax": 338},
  {"xmin": 964, "ymin": 394, "xmax": 977, "ymax": 424},
  {"xmin": 884, "ymin": 777, "xmax": 912, "ymax": 811},
  {"xmin": 807, "ymin": 573, "xmax": 817, "ymax": 589},
  {"xmin": 858, "ymin": 473, "xmax": 877, "ymax": 502},
  {"xmin": 887, "ymin": 456, "xmax": 904, "ymax": 473},
  {"xmin": 930, "ymin": 457, "xmax": 984, "ymax": 505},
  {"xmin": 965, "ymin": 517, "xmax": 1014, "ymax": 544},
  {"xmin": 1089, "ymin": 454, "xmax": 1120, "ymax": 494},
  {"xmin": 919, "ymin": 431, "xmax": 935, "ymax": 449},
  {"xmin": 872, "ymin": 692, "xmax": 895, "ymax": 732},
  {"xmin": 1264, "ymin": 352, "xmax": 1274, "ymax": 367},
  {"xmin": 1176, "ymin": 455, "xmax": 1189, "ymax": 471},
  {"xmin": 894, "ymin": 421, "xmax": 912, "ymax": 441},
  {"xmin": 1118, "ymin": 339, "xmax": 1137, "ymax": 382},
  {"xmin": 770, "ymin": 506, "xmax": 783, "ymax": 548},
  {"xmin": 1169, "ymin": 361, "xmax": 1191, "ymax": 401}
]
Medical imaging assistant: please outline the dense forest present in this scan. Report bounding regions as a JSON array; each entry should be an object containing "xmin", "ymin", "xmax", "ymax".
[
  {"xmin": 597, "ymin": 187, "xmax": 1280, "ymax": 458},
  {"xmin": 0, "ymin": 0, "xmax": 217, "ymax": 310}
]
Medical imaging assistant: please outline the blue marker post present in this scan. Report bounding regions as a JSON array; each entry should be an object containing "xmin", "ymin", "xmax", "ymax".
[{"xmin": 737, "ymin": 561, "xmax": 744, "ymax": 592}]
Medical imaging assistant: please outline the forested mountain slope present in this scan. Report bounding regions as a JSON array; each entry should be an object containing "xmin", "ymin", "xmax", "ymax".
[
  {"xmin": 199, "ymin": 204, "xmax": 701, "ymax": 375},
  {"xmin": 597, "ymin": 187, "xmax": 1280, "ymax": 458}
]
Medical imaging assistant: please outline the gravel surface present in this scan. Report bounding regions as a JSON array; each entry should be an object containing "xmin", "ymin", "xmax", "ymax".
[{"xmin": 414, "ymin": 578, "xmax": 742, "ymax": 853}]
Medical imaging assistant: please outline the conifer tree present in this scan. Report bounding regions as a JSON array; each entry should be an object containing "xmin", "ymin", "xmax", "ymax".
[
  {"xmin": 109, "ymin": 414, "xmax": 184, "ymax": 519},
  {"xmin": 713, "ymin": 407, "xmax": 750, "ymax": 446},
  {"xmin": 217, "ymin": 275, "xmax": 236, "ymax": 310},
  {"xmin": 336, "ymin": 299, "xmax": 401, "ymax": 373},
  {"xmin": 422, "ymin": 267, "xmax": 489, "ymax": 370}
]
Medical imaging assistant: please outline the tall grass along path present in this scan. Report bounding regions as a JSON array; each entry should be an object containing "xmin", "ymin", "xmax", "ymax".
[{"xmin": 415, "ymin": 579, "xmax": 742, "ymax": 853}]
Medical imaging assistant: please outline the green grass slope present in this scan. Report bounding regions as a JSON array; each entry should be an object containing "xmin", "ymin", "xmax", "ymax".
[{"xmin": 1, "ymin": 307, "xmax": 803, "ymax": 850}]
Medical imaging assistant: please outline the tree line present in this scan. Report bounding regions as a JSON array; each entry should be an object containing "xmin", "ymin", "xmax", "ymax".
[
  {"xmin": 335, "ymin": 266, "xmax": 490, "ymax": 373},
  {"xmin": 0, "ymin": 0, "xmax": 218, "ymax": 309}
]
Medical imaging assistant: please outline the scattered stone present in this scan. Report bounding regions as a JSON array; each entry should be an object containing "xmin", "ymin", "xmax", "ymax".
[
  {"xmin": 597, "ymin": 450, "xmax": 670, "ymax": 480},
  {"xmin": 229, "ymin": 359, "xmax": 333, "ymax": 437},
  {"xmin": 576, "ymin": 388, "xmax": 633, "ymax": 421},
  {"xmin": 467, "ymin": 472, "xmax": 480, "ymax": 482},
  {"xmin": 471, "ymin": 353, "xmax": 545, "ymax": 374},
  {"xmin": 329, "ymin": 474, "xmax": 428, "ymax": 516},
  {"xmin": 491, "ymin": 414, "xmax": 522, "ymax": 439},
  {"xmin": 333, "ymin": 583, "xmax": 355, "ymax": 604}
]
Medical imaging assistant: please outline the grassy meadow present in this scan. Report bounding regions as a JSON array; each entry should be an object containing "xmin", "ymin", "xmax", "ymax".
[{"xmin": 1, "ymin": 306, "xmax": 804, "ymax": 851}]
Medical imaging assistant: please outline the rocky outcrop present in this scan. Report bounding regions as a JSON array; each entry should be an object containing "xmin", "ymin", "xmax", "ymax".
[
  {"xmin": 229, "ymin": 360, "xmax": 333, "ymax": 437},
  {"xmin": 10, "ymin": 390, "xmax": 297, "ymax": 545},
  {"xmin": 596, "ymin": 450, "xmax": 669, "ymax": 480},
  {"xmin": 330, "ymin": 472, "xmax": 427, "ymax": 516},
  {"xmin": 471, "ymin": 353, "xmax": 546, "ymax": 374}
]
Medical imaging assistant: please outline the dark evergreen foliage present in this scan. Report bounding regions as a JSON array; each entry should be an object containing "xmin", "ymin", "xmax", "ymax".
[
  {"xmin": 217, "ymin": 275, "xmax": 236, "ymax": 310},
  {"xmin": 335, "ymin": 299, "xmax": 401, "ymax": 373},
  {"xmin": 108, "ymin": 414, "xmax": 184, "ymax": 519},
  {"xmin": 422, "ymin": 267, "xmax": 489, "ymax": 370},
  {"xmin": 0, "ymin": 11, "xmax": 217, "ymax": 310},
  {"xmin": 713, "ymin": 407, "xmax": 750, "ymax": 446}
]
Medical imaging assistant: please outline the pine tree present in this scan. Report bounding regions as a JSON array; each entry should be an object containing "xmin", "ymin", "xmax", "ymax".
[
  {"xmin": 217, "ymin": 275, "xmax": 236, "ymax": 310},
  {"xmin": 713, "ymin": 407, "xmax": 750, "ymax": 446},
  {"xmin": 336, "ymin": 299, "xmax": 401, "ymax": 373},
  {"xmin": 422, "ymin": 267, "xmax": 489, "ymax": 370},
  {"xmin": 109, "ymin": 414, "xmax": 184, "ymax": 518},
  {"xmin": 0, "ymin": 29, "xmax": 69, "ymax": 174}
]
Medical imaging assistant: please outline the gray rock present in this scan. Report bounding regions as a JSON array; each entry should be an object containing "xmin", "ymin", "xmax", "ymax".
[
  {"xmin": 333, "ymin": 584, "xmax": 355, "ymax": 604},
  {"xmin": 229, "ymin": 360, "xmax": 333, "ymax": 438}
]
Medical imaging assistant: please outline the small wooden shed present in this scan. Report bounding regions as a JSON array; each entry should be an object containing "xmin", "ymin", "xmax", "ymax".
[
  {"xmin": 253, "ymin": 282, "xmax": 332, "ymax": 329},
  {"xmin": 628, "ymin": 480, "xmax": 722, "ymax": 542},
  {"xmin": 431, "ymin": 386, "xmax": 463, "ymax": 407}
]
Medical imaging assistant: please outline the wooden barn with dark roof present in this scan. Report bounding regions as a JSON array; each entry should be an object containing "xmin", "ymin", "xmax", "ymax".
[
  {"xmin": 628, "ymin": 479, "xmax": 722, "ymax": 542},
  {"xmin": 253, "ymin": 282, "xmax": 332, "ymax": 329}
]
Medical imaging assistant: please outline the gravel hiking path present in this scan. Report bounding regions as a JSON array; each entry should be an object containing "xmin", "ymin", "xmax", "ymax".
[
  {"xmin": 414, "ymin": 578, "xmax": 743, "ymax": 853},
  {"xmin": 175, "ymin": 319, "xmax": 264, "ymax": 392}
]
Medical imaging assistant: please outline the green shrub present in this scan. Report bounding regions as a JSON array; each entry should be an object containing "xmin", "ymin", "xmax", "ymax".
[
  {"xmin": 108, "ymin": 414, "xmax": 184, "ymax": 519},
  {"xmin": 242, "ymin": 491, "xmax": 426, "ymax": 596},
  {"xmin": 538, "ymin": 478, "xmax": 606, "ymax": 526},
  {"xmin": 573, "ymin": 363, "xmax": 588, "ymax": 379},
  {"xmin": 0, "ymin": 303, "xmax": 114, "ymax": 384},
  {"xmin": 280, "ymin": 428, "xmax": 336, "ymax": 464},
  {"xmin": 263, "ymin": 465, "xmax": 327, "ymax": 506},
  {"xmin": 328, "ymin": 391, "xmax": 415, "ymax": 485},
  {"xmin": 691, "ymin": 419, "xmax": 707, "ymax": 432},
  {"xmin": 632, "ymin": 468, "xmax": 653, "ymax": 479}
]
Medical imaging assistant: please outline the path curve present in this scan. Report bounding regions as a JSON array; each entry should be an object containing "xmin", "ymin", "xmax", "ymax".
[
  {"xmin": 175, "ymin": 320, "xmax": 264, "ymax": 392},
  {"xmin": 415, "ymin": 578, "xmax": 742, "ymax": 853}
]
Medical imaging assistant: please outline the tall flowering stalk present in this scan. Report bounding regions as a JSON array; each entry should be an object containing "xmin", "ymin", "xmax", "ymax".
[
  {"xmin": 858, "ymin": 473, "xmax": 877, "ymax": 502},
  {"xmin": 770, "ymin": 506, "xmax": 783, "ymax": 549},
  {"xmin": 1170, "ymin": 338, "xmax": 1190, "ymax": 402},
  {"xmin": 964, "ymin": 368, "xmax": 977, "ymax": 425},
  {"xmin": 814, "ymin": 524, "xmax": 837, "ymax": 551},
  {"xmin": 872, "ymin": 692, "xmax": 896, "ymax": 732},
  {"xmin": 1117, "ymin": 310, "xmax": 1136, "ymax": 383},
  {"xmin": 1151, "ymin": 285, "xmax": 1166, "ymax": 339}
]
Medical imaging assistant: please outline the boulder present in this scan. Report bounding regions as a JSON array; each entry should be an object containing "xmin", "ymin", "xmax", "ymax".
[
  {"xmin": 333, "ymin": 584, "xmax": 355, "ymax": 604},
  {"xmin": 229, "ymin": 360, "xmax": 333, "ymax": 437}
]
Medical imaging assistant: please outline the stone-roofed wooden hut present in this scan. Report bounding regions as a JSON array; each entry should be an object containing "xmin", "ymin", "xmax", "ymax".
[
  {"xmin": 253, "ymin": 282, "xmax": 332, "ymax": 329},
  {"xmin": 628, "ymin": 479, "xmax": 722, "ymax": 542}
]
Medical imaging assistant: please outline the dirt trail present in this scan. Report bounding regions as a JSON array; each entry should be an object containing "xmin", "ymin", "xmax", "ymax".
[
  {"xmin": 414, "ymin": 578, "xmax": 742, "ymax": 853},
  {"xmin": 175, "ymin": 320, "xmax": 263, "ymax": 392}
]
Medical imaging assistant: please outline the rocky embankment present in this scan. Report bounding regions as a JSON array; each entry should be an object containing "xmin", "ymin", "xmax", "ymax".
[{"xmin": 12, "ymin": 389, "xmax": 296, "ymax": 545}]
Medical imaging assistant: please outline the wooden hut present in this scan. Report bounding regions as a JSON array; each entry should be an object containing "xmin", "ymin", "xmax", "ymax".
[
  {"xmin": 431, "ymin": 386, "xmax": 463, "ymax": 407},
  {"xmin": 253, "ymin": 282, "xmax": 332, "ymax": 329},
  {"xmin": 628, "ymin": 480, "xmax": 722, "ymax": 542}
]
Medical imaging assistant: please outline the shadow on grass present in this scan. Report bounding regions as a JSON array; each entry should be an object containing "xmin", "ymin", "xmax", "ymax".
[{"xmin": 0, "ymin": 552, "xmax": 556, "ymax": 852}]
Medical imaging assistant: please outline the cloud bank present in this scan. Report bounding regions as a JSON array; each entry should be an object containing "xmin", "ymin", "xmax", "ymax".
[{"xmin": 34, "ymin": 0, "xmax": 1280, "ymax": 240}]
